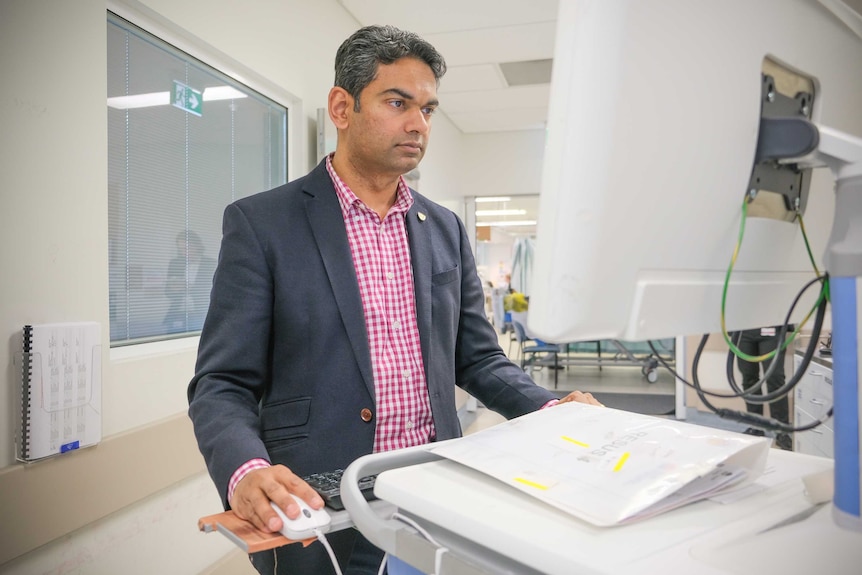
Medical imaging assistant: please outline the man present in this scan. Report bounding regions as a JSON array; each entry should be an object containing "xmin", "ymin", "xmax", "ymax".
[
  {"xmin": 163, "ymin": 230, "xmax": 216, "ymax": 333},
  {"xmin": 736, "ymin": 326, "xmax": 793, "ymax": 450},
  {"xmin": 188, "ymin": 24, "xmax": 599, "ymax": 575}
]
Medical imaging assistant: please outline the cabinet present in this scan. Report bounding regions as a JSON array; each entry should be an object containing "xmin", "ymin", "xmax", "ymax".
[{"xmin": 793, "ymin": 353, "xmax": 834, "ymax": 458}]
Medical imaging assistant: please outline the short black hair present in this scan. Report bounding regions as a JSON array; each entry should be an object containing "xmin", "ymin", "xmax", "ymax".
[{"xmin": 334, "ymin": 25, "xmax": 447, "ymax": 111}]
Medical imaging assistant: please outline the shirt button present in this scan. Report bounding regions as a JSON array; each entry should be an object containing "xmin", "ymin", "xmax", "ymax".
[
  {"xmin": 360, "ymin": 408, "xmax": 373, "ymax": 422},
  {"xmin": 406, "ymin": 420, "xmax": 414, "ymax": 430},
  {"xmin": 402, "ymin": 369, "xmax": 410, "ymax": 378},
  {"xmin": 386, "ymin": 272, "xmax": 394, "ymax": 280},
  {"xmin": 392, "ymin": 320, "xmax": 401, "ymax": 330}
]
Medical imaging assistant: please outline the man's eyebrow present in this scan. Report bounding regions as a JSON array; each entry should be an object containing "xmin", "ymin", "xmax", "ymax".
[{"xmin": 381, "ymin": 87, "xmax": 439, "ymax": 108}]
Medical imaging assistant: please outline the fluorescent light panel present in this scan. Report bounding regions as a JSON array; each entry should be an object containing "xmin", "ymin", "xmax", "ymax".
[
  {"xmin": 475, "ymin": 220, "xmax": 537, "ymax": 227},
  {"xmin": 107, "ymin": 91, "xmax": 169, "ymax": 109},
  {"xmin": 107, "ymin": 86, "xmax": 247, "ymax": 110},
  {"xmin": 475, "ymin": 196, "xmax": 512, "ymax": 203},
  {"xmin": 475, "ymin": 209, "xmax": 526, "ymax": 217}
]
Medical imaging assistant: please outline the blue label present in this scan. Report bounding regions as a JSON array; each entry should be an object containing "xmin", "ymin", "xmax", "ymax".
[{"xmin": 60, "ymin": 441, "xmax": 80, "ymax": 453}]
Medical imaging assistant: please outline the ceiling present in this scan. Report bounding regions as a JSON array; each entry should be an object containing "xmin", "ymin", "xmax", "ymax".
[
  {"xmin": 338, "ymin": 0, "xmax": 559, "ymax": 135},
  {"xmin": 336, "ymin": 0, "xmax": 862, "ymax": 238},
  {"xmin": 338, "ymin": 0, "xmax": 862, "ymax": 136},
  {"xmin": 336, "ymin": 0, "xmax": 558, "ymax": 237}
]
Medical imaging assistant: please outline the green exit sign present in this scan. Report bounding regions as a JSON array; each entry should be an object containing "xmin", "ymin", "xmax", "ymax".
[{"xmin": 172, "ymin": 81, "xmax": 202, "ymax": 117}]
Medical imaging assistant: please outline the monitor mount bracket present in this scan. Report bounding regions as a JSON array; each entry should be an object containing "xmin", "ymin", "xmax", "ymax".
[{"xmin": 747, "ymin": 73, "xmax": 818, "ymax": 216}]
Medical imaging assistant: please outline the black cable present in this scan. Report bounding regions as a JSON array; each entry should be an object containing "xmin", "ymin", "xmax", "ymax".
[
  {"xmin": 649, "ymin": 274, "xmax": 825, "ymax": 400},
  {"xmin": 649, "ymin": 334, "xmax": 775, "ymax": 399},
  {"xmin": 724, "ymin": 275, "xmax": 825, "ymax": 404},
  {"xmin": 697, "ymin": 277, "xmax": 827, "ymax": 431},
  {"xmin": 647, "ymin": 274, "xmax": 833, "ymax": 433}
]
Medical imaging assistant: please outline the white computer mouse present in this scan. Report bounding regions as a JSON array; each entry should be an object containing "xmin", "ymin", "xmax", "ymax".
[{"xmin": 270, "ymin": 497, "xmax": 331, "ymax": 540}]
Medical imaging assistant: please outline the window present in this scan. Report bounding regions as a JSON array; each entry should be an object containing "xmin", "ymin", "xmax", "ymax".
[{"xmin": 107, "ymin": 13, "xmax": 287, "ymax": 345}]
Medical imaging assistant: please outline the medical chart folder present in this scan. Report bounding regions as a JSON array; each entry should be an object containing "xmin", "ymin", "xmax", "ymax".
[
  {"xmin": 16, "ymin": 322, "xmax": 102, "ymax": 462},
  {"xmin": 431, "ymin": 402, "xmax": 770, "ymax": 526}
]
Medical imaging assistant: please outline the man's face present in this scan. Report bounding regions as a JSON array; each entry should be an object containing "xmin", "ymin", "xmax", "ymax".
[{"xmin": 341, "ymin": 57, "xmax": 439, "ymax": 178}]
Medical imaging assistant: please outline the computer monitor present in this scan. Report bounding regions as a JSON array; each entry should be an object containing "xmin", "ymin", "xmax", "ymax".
[
  {"xmin": 528, "ymin": 0, "xmax": 862, "ymax": 530},
  {"xmin": 529, "ymin": 0, "xmax": 862, "ymax": 344}
]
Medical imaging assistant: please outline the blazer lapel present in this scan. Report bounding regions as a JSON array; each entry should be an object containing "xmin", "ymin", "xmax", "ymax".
[
  {"xmin": 406, "ymin": 197, "xmax": 432, "ymax": 374},
  {"xmin": 302, "ymin": 166, "xmax": 376, "ymax": 400}
]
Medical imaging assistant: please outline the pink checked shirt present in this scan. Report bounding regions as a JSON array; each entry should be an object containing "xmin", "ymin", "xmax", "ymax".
[
  {"xmin": 227, "ymin": 156, "xmax": 434, "ymax": 502},
  {"xmin": 326, "ymin": 155, "xmax": 435, "ymax": 453}
]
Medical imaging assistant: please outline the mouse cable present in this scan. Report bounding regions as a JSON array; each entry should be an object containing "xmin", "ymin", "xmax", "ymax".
[
  {"xmin": 391, "ymin": 511, "xmax": 450, "ymax": 575},
  {"xmin": 313, "ymin": 528, "xmax": 343, "ymax": 575}
]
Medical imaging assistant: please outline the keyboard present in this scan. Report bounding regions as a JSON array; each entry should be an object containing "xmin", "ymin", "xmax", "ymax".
[{"xmin": 302, "ymin": 469, "xmax": 378, "ymax": 511}]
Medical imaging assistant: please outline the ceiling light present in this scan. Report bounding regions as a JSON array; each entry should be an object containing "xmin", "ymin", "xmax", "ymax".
[
  {"xmin": 203, "ymin": 86, "xmax": 248, "ymax": 101},
  {"xmin": 107, "ymin": 86, "xmax": 248, "ymax": 110},
  {"xmin": 476, "ymin": 209, "xmax": 527, "ymax": 217},
  {"xmin": 475, "ymin": 220, "xmax": 537, "ymax": 227},
  {"xmin": 475, "ymin": 196, "xmax": 512, "ymax": 203},
  {"xmin": 107, "ymin": 91, "xmax": 170, "ymax": 109}
]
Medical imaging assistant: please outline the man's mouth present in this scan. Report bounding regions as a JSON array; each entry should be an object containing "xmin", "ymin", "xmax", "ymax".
[{"xmin": 398, "ymin": 141, "xmax": 423, "ymax": 152}]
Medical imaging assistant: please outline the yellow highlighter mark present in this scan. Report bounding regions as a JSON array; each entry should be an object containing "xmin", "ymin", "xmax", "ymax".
[
  {"xmin": 514, "ymin": 477, "xmax": 549, "ymax": 490},
  {"xmin": 561, "ymin": 435, "xmax": 590, "ymax": 448},
  {"xmin": 613, "ymin": 452, "xmax": 631, "ymax": 472}
]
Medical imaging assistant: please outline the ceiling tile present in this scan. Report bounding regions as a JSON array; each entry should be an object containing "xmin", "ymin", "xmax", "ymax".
[
  {"xmin": 335, "ymin": 0, "xmax": 561, "ymax": 135},
  {"xmin": 447, "ymin": 107, "xmax": 548, "ymax": 133},
  {"xmin": 499, "ymin": 59, "xmax": 553, "ymax": 86},
  {"xmin": 440, "ymin": 84, "xmax": 550, "ymax": 113},
  {"xmin": 338, "ymin": 0, "xmax": 559, "ymax": 35},
  {"xmin": 439, "ymin": 64, "xmax": 507, "ymax": 93},
  {"xmin": 424, "ymin": 22, "xmax": 557, "ymax": 67}
]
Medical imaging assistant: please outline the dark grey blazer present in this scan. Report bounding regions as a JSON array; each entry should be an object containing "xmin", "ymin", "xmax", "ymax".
[{"xmin": 188, "ymin": 160, "xmax": 555, "ymax": 507}]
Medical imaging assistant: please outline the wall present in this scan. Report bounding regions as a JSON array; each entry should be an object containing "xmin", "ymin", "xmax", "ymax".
[
  {"xmin": 460, "ymin": 129, "xmax": 546, "ymax": 197},
  {"xmin": 0, "ymin": 1, "xmax": 506, "ymax": 573}
]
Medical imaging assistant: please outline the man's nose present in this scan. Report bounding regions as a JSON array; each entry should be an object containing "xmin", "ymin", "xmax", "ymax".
[{"xmin": 406, "ymin": 108, "xmax": 430, "ymax": 134}]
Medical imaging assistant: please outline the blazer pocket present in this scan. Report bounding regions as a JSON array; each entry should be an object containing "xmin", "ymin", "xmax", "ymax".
[
  {"xmin": 265, "ymin": 433, "xmax": 309, "ymax": 456},
  {"xmin": 260, "ymin": 396, "xmax": 311, "ymax": 442},
  {"xmin": 431, "ymin": 266, "xmax": 459, "ymax": 286}
]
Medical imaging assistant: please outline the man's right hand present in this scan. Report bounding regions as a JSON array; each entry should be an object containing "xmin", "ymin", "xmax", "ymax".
[{"xmin": 230, "ymin": 464, "xmax": 325, "ymax": 533}]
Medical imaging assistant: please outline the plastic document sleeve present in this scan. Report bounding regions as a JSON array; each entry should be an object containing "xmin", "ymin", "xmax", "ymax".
[
  {"xmin": 16, "ymin": 322, "xmax": 102, "ymax": 462},
  {"xmin": 430, "ymin": 402, "xmax": 770, "ymax": 526}
]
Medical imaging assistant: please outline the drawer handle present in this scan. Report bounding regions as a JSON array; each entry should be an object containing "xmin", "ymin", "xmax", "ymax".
[
  {"xmin": 809, "ymin": 399, "xmax": 826, "ymax": 406},
  {"xmin": 810, "ymin": 428, "xmax": 824, "ymax": 435}
]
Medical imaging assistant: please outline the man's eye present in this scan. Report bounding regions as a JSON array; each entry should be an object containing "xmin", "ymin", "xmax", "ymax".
[
  {"xmin": 422, "ymin": 107, "xmax": 436, "ymax": 116},
  {"xmin": 389, "ymin": 100, "xmax": 404, "ymax": 108}
]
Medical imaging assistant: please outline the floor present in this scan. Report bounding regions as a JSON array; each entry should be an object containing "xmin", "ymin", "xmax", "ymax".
[{"xmin": 461, "ymin": 332, "xmax": 759, "ymax": 440}]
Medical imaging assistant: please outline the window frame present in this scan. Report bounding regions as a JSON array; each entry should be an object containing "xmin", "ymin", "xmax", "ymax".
[{"xmin": 107, "ymin": 0, "xmax": 304, "ymax": 353}]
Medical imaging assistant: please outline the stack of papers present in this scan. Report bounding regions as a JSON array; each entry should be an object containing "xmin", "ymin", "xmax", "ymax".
[{"xmin": 432, "ymin": 402, "xmax": 769, "ymax": 526}]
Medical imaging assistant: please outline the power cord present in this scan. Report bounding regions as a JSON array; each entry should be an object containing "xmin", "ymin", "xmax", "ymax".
[{"xmin": 647, "ymin": 274, "xmax": 833, "ymax": 434}]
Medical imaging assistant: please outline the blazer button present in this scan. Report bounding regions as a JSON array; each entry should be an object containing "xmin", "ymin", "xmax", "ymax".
[{"xmin": 360, "ymin": 408, "xmax": 373, "ymax": 422}]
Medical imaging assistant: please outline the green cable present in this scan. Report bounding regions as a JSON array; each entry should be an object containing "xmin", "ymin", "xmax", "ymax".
[{"xmin": 720, "ymin": 196, "xmax": 827, "ymax": 364}]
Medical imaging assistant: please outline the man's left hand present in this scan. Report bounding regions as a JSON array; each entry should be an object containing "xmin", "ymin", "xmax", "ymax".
[{"xmin": 557, "ymin": 390, "xmax": 603, "ymax": 406}]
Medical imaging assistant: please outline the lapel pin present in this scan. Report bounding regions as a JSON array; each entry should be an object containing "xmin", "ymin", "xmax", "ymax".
[{"xmin": 417, "ymin": 212, "xmax": 427, "ymax": 222}]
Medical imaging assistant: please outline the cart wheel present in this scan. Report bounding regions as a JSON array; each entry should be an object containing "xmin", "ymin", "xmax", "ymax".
[
  {"xmin": 646, "ymin": 369, "xmax": 658, "ymax": 383},
  {"xmin": 640, "ymin": 365, "xmax": 649, "ymax": 376}
]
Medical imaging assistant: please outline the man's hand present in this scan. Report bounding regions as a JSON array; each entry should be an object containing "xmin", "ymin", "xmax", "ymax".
[
  {"xmin": 230, "ymin": 465, "xmax": 324, "ymax": 533},
  {"xmin": 557, "ymin": 390, "xmax": 603, "ymax": 406}
]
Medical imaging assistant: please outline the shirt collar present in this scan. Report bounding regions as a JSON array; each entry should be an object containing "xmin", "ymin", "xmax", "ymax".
[{"xmin": 325, "ymin": 153, "xmax": 415, "ymax": 219}]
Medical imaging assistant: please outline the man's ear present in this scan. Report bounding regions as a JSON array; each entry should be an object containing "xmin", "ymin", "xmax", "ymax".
[{"xmin": 328, "ymin": 87, "xmax": 353, "ymax": 130}]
